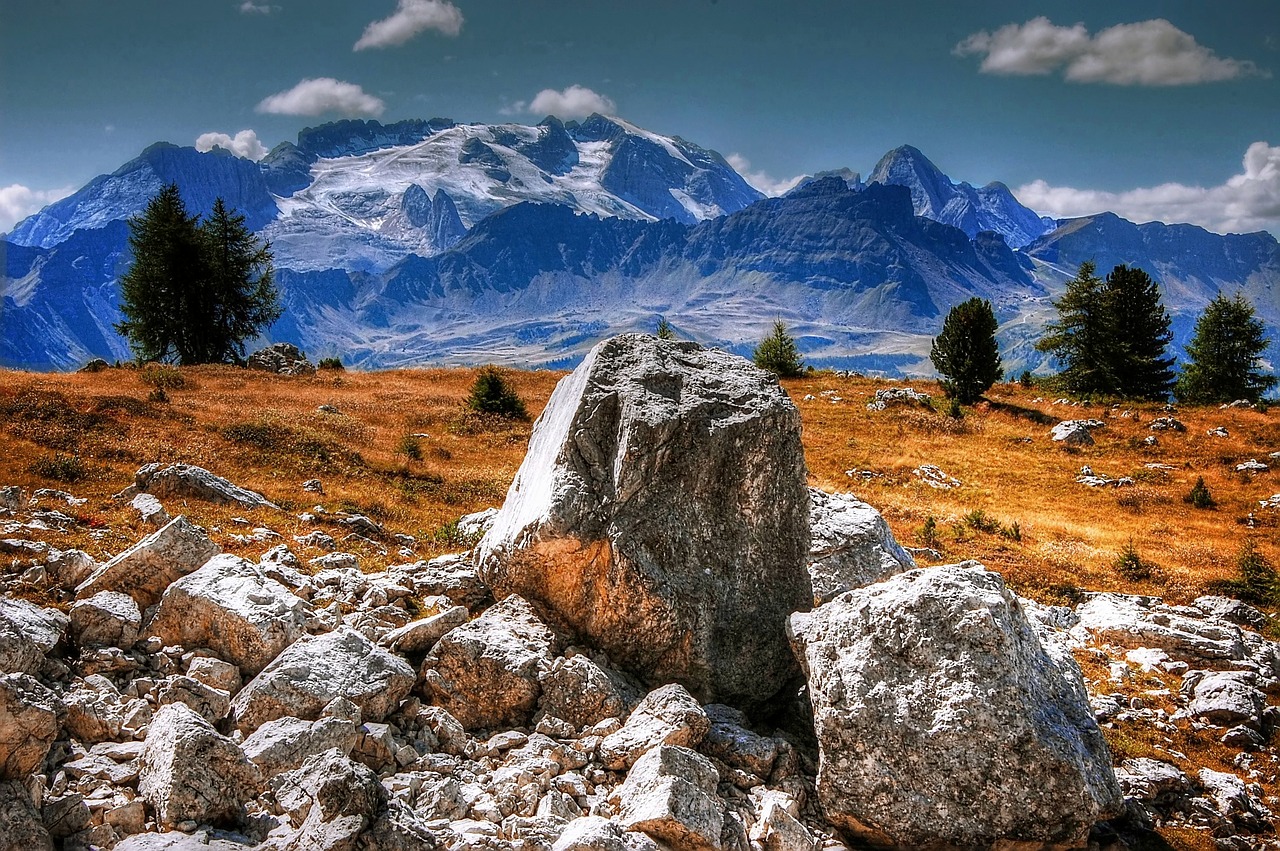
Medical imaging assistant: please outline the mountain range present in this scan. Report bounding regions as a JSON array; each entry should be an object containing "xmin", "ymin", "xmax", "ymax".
[{"xmin": 3, "ymin": 114, "xmax": 1278, "ymax": 375}]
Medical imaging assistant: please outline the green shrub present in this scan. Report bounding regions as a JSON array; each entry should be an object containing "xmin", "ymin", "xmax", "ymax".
[
  {"xmin": 396, "ymin": 433, "xmax": 423, "ymax": 462},
  {"xmin": 317, "ymin": 357, "xmax": 344, "ymax": 370},
  {"xmin": 752, "ymin": 321, "xmax": 805, "ymax": 378},
  {"xmin": 1019, "ymin": 370, "xmax": 1034, "ymax": 388},
  {"xmin": 964, "ymin": 509, "xmax": 1002, "ymax": 534},
  {"xmin": 467, "ymin": 366, "xmax": 528, "ymax": 420},
  {"xmin": 656, "ymin": 317, "xmax": 675, "ymax": 340},
  {"xmin": 140, "ymin": 364, "xmax": 185, "ymax": 389},
  {"xmin": 147, "ymin": 387, "xmax": 169, "ymax": 403},
  {"xmin": 1115, "ymin": 538, "xmax": 1154, "ymax": 582},
  {"xmin": 1209, "ymin": 541, "xmax": 1279, "ymax": 607},
  {"xmin": 29, "ymin": 453, "xmax": 88, "ymax": 483},
  {"xmin": 947, "ymin": 398, "xmax": 964, "ymax": 419},
  {"xmin": 1185, "ymin": 476, "xmax": 1215, "ymax": 509},
  {"xmin": 1000, "ymin": 521, "xmax": 1022, "ymax": 542},
  {"xmin": 919, "ymin": 515, "xmax": 939, "ymax": 550}
]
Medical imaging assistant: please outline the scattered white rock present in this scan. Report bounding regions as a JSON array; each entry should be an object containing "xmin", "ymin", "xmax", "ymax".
[
  {"xmin": 135, "ymin": 463, "xmax": 279, "ymax": 511},
  {"xmin": 76, "ymin": 515, "xmax": 221, "ymax": 607},
  {"xmin": 600, "ymin": 683, "xmax": 709, "ymax": 770},
  {"xmin": 806, "ymin": 488, "xmax": 914, "ymax": 604},
  {"xmin": 912, "ymin": 464, "xmax": 961, "ymax": 489},
  {"xmin": 611, "ymin": 745, "xmax": 723, "ymax": 850},
  {"xmin": 130, "ymin": 493, "xmax": 169, "ymax": 528}
]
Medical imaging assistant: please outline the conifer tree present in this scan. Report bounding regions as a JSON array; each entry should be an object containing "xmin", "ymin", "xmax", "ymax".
[
  {"xmin": 1176, "ymin": 293, "xmax": 1277, "ymax": 403},
  {"xmin": 753, "ymin": 321, "xmax": 805, "ymax": 377},
  {"xmin": 930, "ymin": 297, "xmax": 1002, "ymax": 404},
  {"xmin": 1104, "ymin": 264, "xmax": 1175, "ymax": 399},
  {"xmin": 116, "ymin": 185, "xmax": 280, "ymax": 365},
  {"xmin": 656, "ymin": 317, "xmax": 675, "ymax": 340},
  {"xmin": 1036, "ymin": 261, "xmax": 1113, "ymax": 396}
]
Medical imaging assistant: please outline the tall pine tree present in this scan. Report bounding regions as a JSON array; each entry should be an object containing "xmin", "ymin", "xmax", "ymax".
[
  {"xmin": 930, "ymin": 297, "xmax": 1002, "ymax": 404},
  {"xmin": 115, "ymin": 184, "xmax": 203, "ymax": 364},
  {"xmin": 1176, "ymin": 293, "xmax": 1277, "ymax": 403},
  {"xmin": 1104, "ymin": 264, "xmax": 1175, "ymax": 399},
  {"xmin": 753, "ymin": 321, "xmax": 805, "ymax": 377},
  {"xmin": 116, "ymin": 185, "xmax": 280, "ymax": 365},
  {"xmin": 1035, "ymin": 261, "xmax": 1114, "ymax": 396}
]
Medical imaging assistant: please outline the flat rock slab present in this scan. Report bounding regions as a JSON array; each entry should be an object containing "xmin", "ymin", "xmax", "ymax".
[
  {"xmin": 135, "ymin": 463, "xmax": 279, "ymax": 511},
  {"xmin": 478, "ymin": 334, "xmax": 811, "ymax": 707},
  {"xmin": 76, "ymin": 516, "xmax": 221, "ymax": 608}
]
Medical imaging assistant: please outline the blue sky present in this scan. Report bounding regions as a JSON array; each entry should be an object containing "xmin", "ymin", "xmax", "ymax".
[{"xmin": 2, "ymin": 1, "xmax": 1277, "ymax": 234}]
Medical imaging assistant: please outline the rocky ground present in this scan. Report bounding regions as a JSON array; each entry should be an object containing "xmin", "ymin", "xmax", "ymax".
[{"xmin": 1, "ymin": 335, "xmax": 1278, "ymax": 850}]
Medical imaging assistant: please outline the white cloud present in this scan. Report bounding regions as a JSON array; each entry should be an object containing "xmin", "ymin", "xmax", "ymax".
[
  {"xmin": 239, "ymin": 1, "xmax": 277, "ymax": 14},
  {"xmin": 512, "ymin": 85, "xmax": 616, "ymax": 120},
  {"xmin": 256, "ymin": 78, "xmax": 385, "ymax": 118},
  {"xmin": 956, "ymin": 17, "xmax": 1267, "ymax": 85},
  {"xmin": 1015, "ymin": 142, "xmax": 1280, "ymax": 236},
  {"xmin": 195, "ymin": 129, "xmax": 269, "ymax": 161},
  {"xmin": 354, "ymin": 0, "xmax": 463, "ymax": 50},
  {"xmin": 0, "ymin": 184, "xmax": 74, "ymax": 234},
  {"xmin": 726, "ymin": 154, "xmax": 804, "ymax": 197}
]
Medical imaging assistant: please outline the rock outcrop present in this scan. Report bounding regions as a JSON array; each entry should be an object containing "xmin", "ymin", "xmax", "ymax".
[
  {"xmin": 134, "ymin": 464, "xmax": 280, "ymax": 511},
  {"xmin": 788, "ymin": 563, "xmax": 1123, "ymax": 849},
  {"xmin": 806, "ymin": 488, "xmax": 914, "ymax": 604},
  {"xmin": 148, "ymin": 554, "xmax": 309, "ymax": 676},
  {"xmin": 231, "ymin": 627, "xmax": 415, "ymax": 732},
  {"xmin": 76, "ymin": 516, "xmax": 221, "ymax": 607},
  {"xmin": 0, "ymin": 674, "xmax": 59, "ymax": 779},
  {"xmin": 477, "ymin": 334, "xmax": 811, "ymax": 706},
  {"xmin": 247, "ymin": 343, "xmax": 316, "ymax": 376}
]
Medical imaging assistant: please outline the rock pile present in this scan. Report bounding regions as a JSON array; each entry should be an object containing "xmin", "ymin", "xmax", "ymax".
[
  {"xmin": 1, "ymin": 334, "xmax": 1274, "ymax": 851},
  {"xmin": 246, "ymin": 343, "xmax": 315, "ymax": 376}
]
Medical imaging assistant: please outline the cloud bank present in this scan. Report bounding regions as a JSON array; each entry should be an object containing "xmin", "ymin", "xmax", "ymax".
[
  {"xmin": 726, "ymin": 154, "xmax": 804, "ymax": 197},
  {"xmin": 509, "ymin": 85, "xmax": 616, "ymax": 120},
  {"xmin": 355, "ymin": 0, "xmax": 463, "ymax": 50},
  {"xmin": 0, "ymin": 184, "xmax": 73, "ymax": 234},
  {"xmin": 256, "ymin": 78, "xmax": 385, "ymax": 117},
  {"xmin": 239, "ymin": 2, "xmax": 277, "ymax": 14},
  {"xmin": 1016, "ymin": 142, "xmax": 1280, "ymax": 236},
  {"xmin": 956, "ymin": 17, "xmax": 1267, "ymax": 85},
  {"xmin": 195, "ymin": 130, "xmax": 269, "ymax": 161}
]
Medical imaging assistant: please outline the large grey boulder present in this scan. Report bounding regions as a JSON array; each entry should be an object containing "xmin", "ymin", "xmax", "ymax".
[
  {"xmin": 70, "ymin": 591, "xmax": 142, "ymax": 649},
  {"xmin": 139, "ymin": 703, "xmax": 260, "ymax": 830},
  {"xmin": 231, "ymin": 627, "xmax": 415, "ymax": 732},
  {"xmin": 241, "ymin": 715, "xmax": 359, "ymax": 776},
  {"xmin": 135, "ymin": 464, "xmax": 280, "ymax": 511},
  {"xmin": 806, "ymin": 488, "xmax": 914, "ymax": 604},
  {"xmin": 76, "ymin": 516, "xmax": 221, "ymax": 607},
  {"xmin": 477, "ymin": 334, "xmax": 811, "ymax": 707},
  {"xmin": 148, "ymin": 555, "xmax": 309, "ymax": 676},
  {"xmin": 0, "ymin": 596, "xmax": 65, "ymax": 675},
  {"xmin": 0, "ymin": 674, "xmax": 59, "ymax": 779},
  {"xmin": 788, "ymin": 563, "xmax": 1122, "ymax": 849},
  {"xmin": 0, "ymin": 780, "xmax": 53, "ymax": 851},
  {"xmin": 419, "ymin": 594, "xmax": 560, "ymax": 731}
]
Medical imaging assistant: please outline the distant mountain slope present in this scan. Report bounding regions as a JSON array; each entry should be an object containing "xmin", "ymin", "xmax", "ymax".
[
  {"xmin": 8, "ymin": 144, "xmax": 277, "ymax": 249},
  {"xmin": 868, "ymin": 145, "xmax": 1054, "ymax": 249}
]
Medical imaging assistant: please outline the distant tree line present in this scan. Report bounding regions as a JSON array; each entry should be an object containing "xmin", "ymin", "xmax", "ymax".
[{"xmin": 926, "ymin": 260, "xmax": 1275, "ymax": 406}]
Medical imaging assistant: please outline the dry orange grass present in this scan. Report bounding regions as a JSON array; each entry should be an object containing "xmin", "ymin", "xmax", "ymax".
[{"xmin": 2, "ymin": 365, "xmax": 1278, "ymax": 608}]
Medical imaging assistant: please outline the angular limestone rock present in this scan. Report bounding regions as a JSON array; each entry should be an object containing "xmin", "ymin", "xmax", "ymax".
[
  {"xmin": 419, "ymin": 595, "xmax": 560, "ymax": 731},
  {"xmin": 788, "ymin": 563, "xmax": 1122, "ymax": 849},
  {"xmin": 138, "ymin": 703, "xmax": 259, "ymax": 830},
  {"xmin": 148, "ymin": 554, "xmax": 308, "ymax": 676},
  {"xmin": 135, "ymin": 464, "xmax": 279, "ymax": 511},
  {"xmin": 477, "ymin": 334, "xmax": 811, "ymax": 706},
  {"xmin": 70, "ymin": 591, "xmax": 142, "ymax": 649},
  {"xmin": 0, "ymin": 674, "xmax": 59, "ymax": 779},
  {"xmin": 231, "ymin": 627, "xmax": 415, "ymax": 733},
  {"xmin": 806, "ymin": 488, "xmax": 915, "ymax": 604},
  {"xmin": 76, "ymin": 516, "xmax": 221, "ymax": 607},
  {"xmin": 600, "ymin": 683, "xmax": 710, "ymax": 770},
  {"xmin": 611, "ymin": 745, "xmax": 724, "ymax": 851}
]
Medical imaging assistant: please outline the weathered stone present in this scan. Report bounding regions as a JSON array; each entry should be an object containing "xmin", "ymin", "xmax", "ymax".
[
  {"xmin": 138, "ymin": 703, "xmax": 259, "ymax": 830},
  {"xmin": 788, "ymin": 563, "xmax": 1122, "ymax": 849},
  {"xmin": 552, "ymin": 816, "xmax": 632, "ymax": 851},
  {"xmin": 265, "ymin": 749, "xmax": 434, "ymax": 851},
  {"xmin": 538, "ymin": 653, "xmax": 635, "ymax": 730},
  {"xmin": 1114, "ymin": 758, "xmax": 1192, "ymax": 803},
  {"xmin": 611, "ymin": 745, "xmax": 724, "ymax": 850},
  {"xmin": 1197, "ymin": 768, "xmax": 1273, "ymax": 832},
  {"xmin": 247, "ymin": 343, "xmax": 315, "ymax": 376},
  {"xmin": 600, "ymin": 683, "xmax": 710, "ymax": 770},
  {"xmin": 381, "ymin": 605, "xmax": 469, "ymax": 655},
  {"xmin": 406, "ymin": 553, "xmax": 490, "ymax": 609},
  {"xmin": 231, "ymin": 627, "xmax": 415, "ymax": 732},
  {"xmin": 1073, "ymin": 593, "xmax": 1261, "ymax": 671},
  {"xmin": 806, "ymin": 489, "xmax": 913, "ymax": 604},
  {"xmin": 186, "ymin": 656, "xmax": 242, "ymax": 694},
  {"xmin": 1183, "ymin": 670, "xmax": 1266, "ymax": 728},
  {"xmin": 1050, "ymin": 420, "xmax": 1099, "ymax": 445},
  {"xmin": 114, "ymin": 830, "xmax": 257, "ymax": 850},
  {"xmin": 242, "ymin": 715, "xmax": 359, "ymax": 776},
  {"xmin": 420, "ymin": 595, "xmax": 559, "ymax": 731},
  {"xmin": 0, "ymin": 609, "xmax": 44, "ymax": 676},
  {"xmin": 0, "ymin": 780, "xmax": 53, "ymax": 851},
  {"xmin": 46, "ymin": 549, "xmax": 98, "ymax": 590},
  {"xmin": 148, "ymin": 554, "xmax": 308, "ymax": 676},
  {"xmin": 750, "ymin": 797, "xmax": 817, "ymax": 851},
  {"xmin": 699, "ymin": 704, "xmax": 777, "ymax": 780},
  {"xmin": 131, "ymin": 493, "xmax": 169, "ymax": 528},
  {"xmin": 135, "ymin": 463, "xmax": 279, "ymax": 511},
  {"xmin": 477, "ymin": 335, "xmax": 810, "ymax": 707},
  {"xmin": 70, "ymin": 591, "xmax": 141, "ymax": 649},
  {"xmin": 156, "ymin": 675, "xmax": 232, "ymax": 723},
  {"xmin": 43, "ymin": 793, "xmax": 92, "ymax": 839},
  {"xmin": 0, "ymin": 674, "xmax": 59, "ymax": 779},
  {"xmin": 63, "ymin": 675, "xmax": 150, "ymax": 744},
  {"xmin": 0, "ymin": 596, "xmax": 68, "ymax": 660},
  {"xmin": 76, "ymin": 516, "xmax": 221, "ymax": 607}
]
